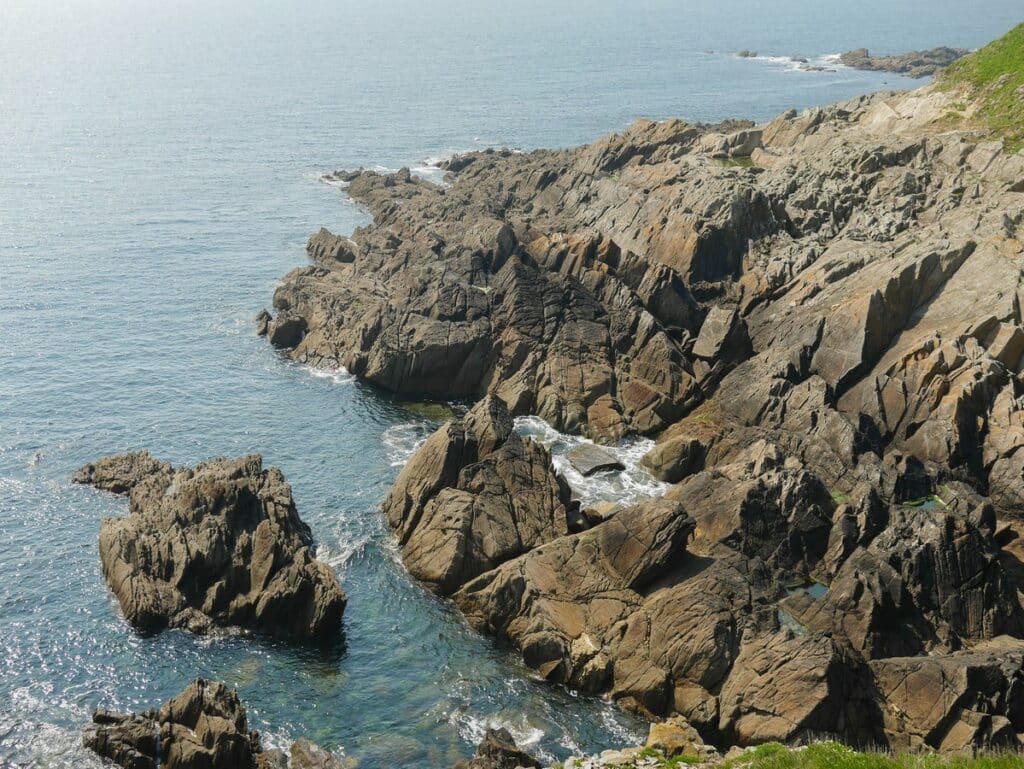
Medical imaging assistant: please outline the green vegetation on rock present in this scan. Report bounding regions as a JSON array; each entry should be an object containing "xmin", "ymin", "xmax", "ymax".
[
  {"xmin": 938, "ymin": 22, "xmax": 1024, "ymax": 151},
  {"xmin": 723, "ymin": 743, "xmax": 1024, "ymax": 769}
]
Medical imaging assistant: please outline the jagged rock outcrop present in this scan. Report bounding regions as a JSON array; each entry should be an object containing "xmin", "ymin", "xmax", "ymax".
[
  {"xmin": 840, "ymin": 47, "xmax": 969, "ymax": 78},
  {"xmin": 450, "ymin": 728, "xmax": 541, "ymax": 769},
  {"xmin": 381, "ymin": 396, "xmax": 577, "ymax": 594},
  {"xmin": 74, "ymin": 453, "xmax": 346, "ymax": 639},
  {"xmin": 269, "ymin": 62, "xmax": 1024, "ymax": 754},
  {"xmin": 83, "ymin": 679, "xmax": 346, "ymax": 769}
]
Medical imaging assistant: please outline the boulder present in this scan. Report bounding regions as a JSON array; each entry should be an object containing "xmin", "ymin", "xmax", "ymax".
[
  {"xmin": 645, "ymin": 716, "xmax": 718, "ymax": 760},
  {"xmin": 566, "ymin": 443, "xmax": 626, "ymax": 476},
  {"xmin": 75, "ymin": 453, "xmax": 346, "ymax": 639},
  {"xmin": 690, "ymin": 306, "xmax": 751, "ymax": 363},
  {"xmin": 84, "ymin": 679, "xmax": 261, "ymax": 769}
]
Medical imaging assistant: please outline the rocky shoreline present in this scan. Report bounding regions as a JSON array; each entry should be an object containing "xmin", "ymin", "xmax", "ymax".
[{"xmin": 257, "ymin": 61, "xmax": 1024, "ymax": 756}]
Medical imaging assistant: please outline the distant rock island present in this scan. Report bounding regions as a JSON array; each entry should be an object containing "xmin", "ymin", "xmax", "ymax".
[{"xmin": 839, "ymin": 45, "xmax": 969, "ymax": 77}]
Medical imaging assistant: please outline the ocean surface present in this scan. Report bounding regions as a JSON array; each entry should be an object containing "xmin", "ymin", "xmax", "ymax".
[{"xmin": 1, "ymin": 1, "xmax": 1021, "ymax": 766}]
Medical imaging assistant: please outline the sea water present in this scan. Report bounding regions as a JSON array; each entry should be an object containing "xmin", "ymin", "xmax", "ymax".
[{"xmin": 1, "ymin": 1, "xmax": 1020, "ymax": 765}]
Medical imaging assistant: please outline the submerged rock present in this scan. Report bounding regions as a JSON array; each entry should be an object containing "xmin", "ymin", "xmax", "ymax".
[
  {"xmin": 83, "ymin": 679, "xmax": 346, "ymax": 769},
  {"xmin": 74, "ymin": 453, "xmax": 346, "ymax": 639},
  {"xmin": 566, "ymin": 443, "xmax": 626, "ymax": 476}
]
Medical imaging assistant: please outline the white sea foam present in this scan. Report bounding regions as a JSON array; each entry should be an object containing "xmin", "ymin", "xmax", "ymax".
[
  {"xmin": 299, "ymin": 362, "xmax": 356, "ymax": 386},
  {"xmin": 513, "ymin": 416, "xmax": 669, "ymax": 509},
  {"xmin": 316, "ymin": 535, "xmax": 370, "ymax": 571},
  {"xmin": 381, "ymin": 421, "xmax": 432, "ymax": 467},
  {"xmin": 452, "ymin": 711, "xmax": 547, "ymax": 756},
  {"xmin": 735, "ymin": 51, "xmax": 843, "ymax": 74}
]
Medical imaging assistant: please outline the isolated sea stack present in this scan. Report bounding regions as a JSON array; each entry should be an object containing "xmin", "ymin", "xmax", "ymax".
[
  {"xmin": 74, "ymin": 452, "xmax": 346, "ymax": 639},
  {"xmin": 259, "ymin": 25, "xmax": 1024, "ymax": 754}
]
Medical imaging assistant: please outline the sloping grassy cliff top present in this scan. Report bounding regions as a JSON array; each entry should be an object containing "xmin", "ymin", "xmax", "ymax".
[
  {"xmin": 722, "ymin": 743, "xmax": 1024, "ymax": 769},
  {"xmin": 938, "ymin": 22, "xmax": 1024, "ymax": 151}
]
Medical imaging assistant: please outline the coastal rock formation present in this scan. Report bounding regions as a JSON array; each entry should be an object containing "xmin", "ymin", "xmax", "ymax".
[
  {"xmin": 267, "ymin": 34, "xmax": 1024, "ymax": 753},
  {"xmin": 381, "ymin": 396, "xmax": 577, "ymax": 594},
  {"xmin": 840, "ymin": 47, "xmax": 969, "ymax": 78},
  {"xmin": 83, "ymin": 679, "xmax": 346, "ymax": 769},
  {"xmin": 74, "ymin": 453, "xmax": 346, "ymax": 639}
]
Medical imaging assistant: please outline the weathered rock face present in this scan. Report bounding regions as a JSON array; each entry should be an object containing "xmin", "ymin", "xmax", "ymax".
[
  {"xmin": 83, "ymin": 679, "xmax": 345, "ymax": 769},
  {"xmin": 788, "ymin": 504, "xmax": 1024, "ymax": 657},
  {"xmin": 839, "ymin": 47, "xmax": 969, "ymax": 78},
  {"xmin": 273, "ymin": 74, "xmax": 1024, "ymax": 754},
  {"xmin": 716, "ymin": 631, "xmax": 880, "ymax": 746},
  {"xmin": 74, "ymin": 453, "xmax": 346, "ymax": 639},
  {"xmin": 381, "ymin": 396, "xmax": 576, "ymax": 594}
]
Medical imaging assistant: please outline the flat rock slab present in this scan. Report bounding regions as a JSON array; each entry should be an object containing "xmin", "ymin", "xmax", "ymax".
[{"xmin": 567, "ymin": 444, "xmax": 626, "ymax": 476}]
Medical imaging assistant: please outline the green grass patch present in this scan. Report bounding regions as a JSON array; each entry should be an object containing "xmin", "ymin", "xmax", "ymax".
[
  {"xmin": 723, "ymin": 742, "xmax": 1024, "ymax": 769},
  {"xmin": 399, "ymin": 401, "xmax": 459, "ymax": 422},
  {"xmin": 938, "ymin": 22, "xmax": 1024, "ymax": 152},
  {"xmin": 830, "ymin": 490, "xmax": 849, "ymax": 504}
]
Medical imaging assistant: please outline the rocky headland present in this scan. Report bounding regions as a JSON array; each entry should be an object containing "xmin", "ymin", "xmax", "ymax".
[
  {"xmin": 255, "ymin": 26, "xmax": 1024, "ymax": 758},
  {"xmin": 74, "ymin": 452, "xmax": 346, "ymax": 640},
  {"xmin": 840, "ymin": 46, "xmax": 969, "ymax": 78}
]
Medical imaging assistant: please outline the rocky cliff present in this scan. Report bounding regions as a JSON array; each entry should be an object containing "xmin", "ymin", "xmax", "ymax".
[{"xmin": 260, "ymin": 32, "xmax": 1024, "ymax": 754}]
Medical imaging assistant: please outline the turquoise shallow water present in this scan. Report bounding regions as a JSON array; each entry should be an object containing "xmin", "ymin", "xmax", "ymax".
[{"xmin": 1, "ymin": 1, "xmax": 1021, "ymax": 766}]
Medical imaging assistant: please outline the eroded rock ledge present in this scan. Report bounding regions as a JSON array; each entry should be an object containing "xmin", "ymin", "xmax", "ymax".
[{"xmin": 74, "ymin": 452, "xmax": 346, "ymax": 640}]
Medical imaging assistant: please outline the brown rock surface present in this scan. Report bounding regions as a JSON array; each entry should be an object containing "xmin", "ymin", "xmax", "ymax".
[{"xmin": 75, "ymin": 453, "xmax": 346, "ymax": 639}]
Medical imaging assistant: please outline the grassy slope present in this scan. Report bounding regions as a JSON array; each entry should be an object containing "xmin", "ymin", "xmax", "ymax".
[
  {"xmin": 722, "ymin": 743, "xmax": 1024, "ymax": 769},
  {"xmin": 937, "ymin": 22, "xmax": 1024, "ymax": 151}
]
